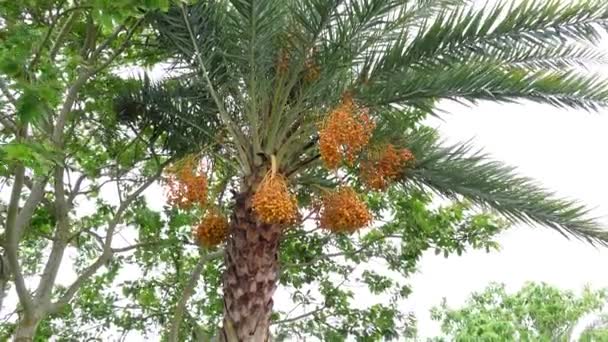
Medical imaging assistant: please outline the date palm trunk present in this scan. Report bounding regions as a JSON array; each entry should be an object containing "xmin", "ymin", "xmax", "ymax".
[{"xmin": 220, "ymin": 188, "xmax": 281, "ymax": 342}]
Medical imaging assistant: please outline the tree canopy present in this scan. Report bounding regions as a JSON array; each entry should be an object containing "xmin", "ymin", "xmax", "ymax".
[{"xmin": 430, "ymin": 282, "xmax": 608, "ymax": 341}]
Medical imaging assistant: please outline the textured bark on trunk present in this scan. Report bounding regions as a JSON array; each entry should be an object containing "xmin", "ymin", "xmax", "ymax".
[
  {"xmin": 0, "ymin": 254, "xmax": 10, "ymax": 312},
  {"xmin": 220, "ymin": 189, "xmax": 282, "ymax": 342},
  {"xmin": 13, "ymin": 316, "xmax": 39, "ymax": 342}
]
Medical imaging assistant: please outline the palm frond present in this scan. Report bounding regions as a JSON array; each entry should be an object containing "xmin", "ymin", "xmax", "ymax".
[
  {"xmin": 361, "ymin": 61, "xmax": 608, "ymax": 112},
  {"xmin": 489, "ymin": 44, "xmax": 608, "ymax": 70},
  {"xmin": 388, "ymin": 0, "xmax": 608, "ymax": 70},
  {"xmin": 400, "ymin": 128, "xmax": 608, "ymax": 245},
  {"xmin": 153, "ymin": 2, "xmax": 225, "ymax": 69},
  {"xmin": 113, "ymin": 74, "xmax": 222, "ymax": 156},
  {"xmin": 357, "ymin": 0, "xmax": 608, "ymax": 110}
]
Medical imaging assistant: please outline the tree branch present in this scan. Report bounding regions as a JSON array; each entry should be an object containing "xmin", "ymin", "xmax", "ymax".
[
  {"xmin": 70, "ymin": 229, "xmax": 105, "ymax": 249},
  {"xmin": 49, "ymin": 11, "xmax": 79, "ymax": 61},
  {"xmin": 187, "ymin": 313, "xmax": 211, "ymax": 342},
  {"xmin": 34, "ymin": 166, "xmax": 71, "ymax": 306},
  {"xmin": 29, "ymin": 2, "xmax": 73, "ymax": 69},
  {"xmin": 4, "ymin": 165, "xmax": 34, "ymax": 314},
  {"xmin": 0, "ymin": 255, "xmax": 10, "ymax": 312},
  {"xmin": 13, "ymin": 178, "xmax": 47, "ymax": 241},
  {"xmin": 48, "ymin": 159, "xmax": 173, "ymax": 313},
  {"xmin": 67, "ymin": 173, "xmax": 86, "ymax": 206},
  {"xmin": 0, "ymin": 79, "xmax": 18, "ymax": 133},
  {"xmin": 283, "ymin": 233, "xmax": 391, "ymax": 269},
  {"xmin": 53, "ymin": 17, "xmax": 145, "ymax": 148},
  {"xmin": 168, "ymin": 249, "xmax": 223, "ymax": 342},
  {"xmin": 272, "ymin": 305, "xmax": 327, "ymax": 325},
  {"xmin": 90, "ymin": 18, "xmax": 144, "ymax": 76},
  {"xmin": 89, "ymin": 23, "xmax": 127, "ymax": 60},
  {"xmin": 111, "ymin": 238, "xmax": 187, "ymax": 253},
  {"xmin": 52, "ymin": 71, "xmax": 91, "ymax": 145},
  {"xmin": 33, "ymin": 38, "xmax": 109, "ymax": 306}
]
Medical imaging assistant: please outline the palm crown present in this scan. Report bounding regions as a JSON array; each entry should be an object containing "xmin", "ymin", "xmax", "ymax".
[
  {"xmin": 117, "ymin": 0, "xmax": 608, "ymax": 339},
  {"xmin": 136, "ymin": 0, "xmax": 608, "ymax": 241}
]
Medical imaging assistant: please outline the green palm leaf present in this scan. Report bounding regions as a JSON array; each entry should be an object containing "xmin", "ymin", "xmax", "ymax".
[
  {"xmin": 113, "ymin": 74, "xmax": 223, "ymax": 156},
  {"xmin": 358, "ymin": 0, "xmax": 608, "ymax": 111},
  {"xmin": 402, "ymin": 128, "xmax": 607, "ymax": 245},
  {"xmin": 363, "ymin": 62, "xmax": 608, "ymax": 111}
]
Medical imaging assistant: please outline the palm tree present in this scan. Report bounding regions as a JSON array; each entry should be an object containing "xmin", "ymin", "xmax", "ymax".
[{"xmin": 124, "ymin": 0, "xmax": 608, "ymax": 340}]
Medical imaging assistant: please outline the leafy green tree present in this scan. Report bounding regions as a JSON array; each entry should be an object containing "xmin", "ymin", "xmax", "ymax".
[
  {"xmin": 3, "ymin": 0, "xmax": 608, "ymax": 341},
  {"xmin": 0, "ymin": 0, "xmax": 179, "ymax": 340},
  {"xmin": 430, "ymin": 282, "xmax": 608, "ymax": 341}
]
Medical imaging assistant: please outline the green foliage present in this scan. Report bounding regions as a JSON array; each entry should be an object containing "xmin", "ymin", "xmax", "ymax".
[
  {"xmin": 0, "ymin": 142, "xmax": 59, "ymax": 175},
  {"xmin": 430, "ymin": 283, "xmax": 608, "ymax": 341}
]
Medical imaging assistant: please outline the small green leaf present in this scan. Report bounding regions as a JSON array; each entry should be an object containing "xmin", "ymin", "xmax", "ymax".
[{"xmin": 17, "ymin": 88, "xmax": 44, "ymax": 124}]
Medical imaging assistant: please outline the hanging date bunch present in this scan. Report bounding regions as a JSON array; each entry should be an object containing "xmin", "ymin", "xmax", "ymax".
[
  {"xmin": 319, "ymin": 92, "xmax": 375, "ymax": 169},
  {"xmin": 319, "ymin": 186, "xmax": 372, "ymax": 234},
  {"xmin": 193, "ymin": 209, "xmax": 229, "ymax": 248},
  {"xmin": 252, "ymin": 161, "xmax": 299, "ymax": 225},
  {"xmin": 164, "ymin": 155, "xmax": 208, "ymax": 210},
  {"xmin": 361, "ymin": 144, "xmax": 415, "ymax": 191}
]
